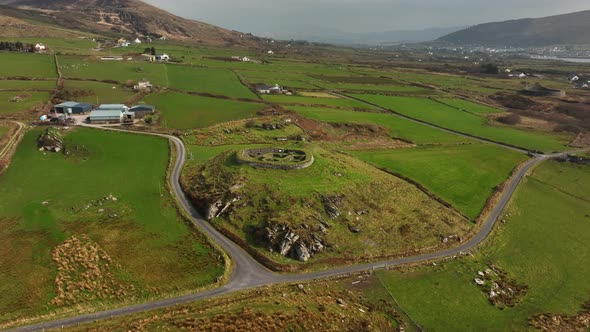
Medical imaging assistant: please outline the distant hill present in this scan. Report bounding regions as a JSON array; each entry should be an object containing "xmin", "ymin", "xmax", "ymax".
[
  {"xmin": 0, "ymin": 0, "xmax": 261, "ymax": 46},
  {"xmin": 263, "ymin": 25, "xmax": 464, "ymax": 46},
  {"xmin": 438, "ymin": 10, "xmax": 590, "ymax": 47}
]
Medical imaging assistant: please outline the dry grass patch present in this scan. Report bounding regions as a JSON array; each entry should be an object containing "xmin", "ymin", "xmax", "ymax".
[{"xmin": 50, "ymin": 235, "xmax": 138, "ymax": 307}]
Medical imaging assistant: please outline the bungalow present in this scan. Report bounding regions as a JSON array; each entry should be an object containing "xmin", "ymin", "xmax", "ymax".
[
  {"xmin": 35, "ymin": 43, "xmax": 46, "ymax": 51},
  {"xmin": 53, "ymin": 101, "xmax": 92, "ymax": 114},
  {"xmin": 256, "ymin": 84, "xmax": 271, "ymax": 94},
  {"xmin": 267, "ymin": 50, "xmax": 275, "ymax": 55},
  {"xmin": 155, "ymin": 54, "xmax": 170, "ymax": 61},
  {"xmin": 129, "ymin": 105, "xmax": 156, "ymax": 118},
  {"xmin": 134, "ymin": 38, "xmax": 142, "ymax": 44},
  {"xmin": 256, "ymin": 84, "xmax": 285, "ymax": 94}
]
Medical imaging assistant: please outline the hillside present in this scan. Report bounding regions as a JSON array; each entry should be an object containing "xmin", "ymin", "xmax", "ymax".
[
  {"xmin": 438, "ymin": 10, "xmax": 590, "ymax": 46},
  {"xmin": 0, "ymin": 0, "xmax": 261, "ymax": 46}
]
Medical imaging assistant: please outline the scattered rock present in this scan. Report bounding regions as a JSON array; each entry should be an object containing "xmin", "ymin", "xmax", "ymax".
[
  {"xmin": 41, "ymin": 201, "xmax": 49, "ymax": 206},
  {"xmin": 348, "ymin": 225, "xmax": 361, "ymax": 233},
  {"xmin": 474, "ymin": 278, "xmax": 485, "ymax": 285},
  {"xmin": 336, "ymin": 298, "xmax": 346, "ymax": 306}
]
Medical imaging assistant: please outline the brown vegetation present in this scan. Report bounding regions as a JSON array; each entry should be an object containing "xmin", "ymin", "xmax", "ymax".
[
  {"xmin": 529, "ymin": 300, "xmax": 590, "ymax": 332},
  {"xmin": 50, "ymin": 235, "xmax": 137, "ymax": 307}
]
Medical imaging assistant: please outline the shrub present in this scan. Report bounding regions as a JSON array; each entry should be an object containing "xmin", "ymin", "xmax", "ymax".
[{"xmin": 497, "ymin": 113, "xmax": 522, "ymax": 125}]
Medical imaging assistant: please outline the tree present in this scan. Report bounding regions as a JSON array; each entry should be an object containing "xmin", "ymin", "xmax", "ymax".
[{"xmin": 481, "ymin": 63, "xmax": 499, "ymax": 75}]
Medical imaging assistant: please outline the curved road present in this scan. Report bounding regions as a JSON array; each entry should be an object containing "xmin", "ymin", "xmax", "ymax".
[{"xmin": 7, "ymin": 125, "xmax": 580, "ymax": 332}]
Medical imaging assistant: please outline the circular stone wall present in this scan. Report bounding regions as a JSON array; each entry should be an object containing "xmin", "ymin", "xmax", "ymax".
[{"xmin": 236, "ymin": 148, "xmax": 314, "ymax": 170}]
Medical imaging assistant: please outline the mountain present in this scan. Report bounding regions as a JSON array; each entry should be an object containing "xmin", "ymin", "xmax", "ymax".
[
  {"xmin": 0, "ymin": 0, "xmax": 260, "ymax": 46},
  {"xmin": 262, "ymin": 25, "xmax": 464, "ymax": 46},
  {"xmin": 438, "ymin": 10, "xmax": 590, "ymax": 47}
]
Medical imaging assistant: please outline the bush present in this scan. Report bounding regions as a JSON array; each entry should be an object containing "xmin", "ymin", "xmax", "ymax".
[{"xmin": 497, "ymin": 113, "xmax": 521, "ymax": 125}]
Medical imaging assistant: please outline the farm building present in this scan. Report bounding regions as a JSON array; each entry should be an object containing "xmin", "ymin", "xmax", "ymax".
[
  {"xmin": 129, "ymin": 105, "xmax": 156, "ymax": 117},
  {"xmin": 88, "ymin": 110, "xmax": 124, "ymax": 124},
  {"xmin": 96, "ymin": 104, "xmax": 130, "ymax": 112},
  {"xmin": 53, "ymin": 101, "xmax": 92, "ymax": 114},
  {"xmin": 88, "ymin": 110, "xmax": 135, "ymax": 124}
]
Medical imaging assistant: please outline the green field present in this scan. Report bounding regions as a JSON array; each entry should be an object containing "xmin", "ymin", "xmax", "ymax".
[
  {"xmin": 0, "ymin": 128, "xmax": 223, "ymax": 325},
  {"xmin": 263, "ymin": 94, "xmax": 378, "ymax": 110},
  {"xmin": 0, "ymin": 126, "xmax": 8, "ymax": 138},
  {"xmin": 62, "ymin": 80, "xmax": 139, "ymax": 105},
  {"xmin": 436, "ymin": 98, "xmax": 504, "ymax": 114},
  {"xmin": 145, "ymin": 92, "xmax": 264, "ymax": 129},
  {"xmin": 353, "ymin": 144, "xmax": 528, "ymax": 219},
  {"xmin": 0, "ymin": 53, "xmax": 56, "ymax": 78},
  {"xmin": 0, "ymin": 80, "xmax": 56, "ymax": 90},
  {"xmin": 378, "ymin": 161, "xmax": 590, "ymax": 331},
  {"xmin": 166, "ymin": 65, "xmax": 257, "ymax": 99},
  {"xmin": 0, "ymin": 91, "xmax": 50, "ymax": 115},
  {"xmin": 59, "ymin": 56, "xmax": 168, "ymax": 86},
  {"xmin": 287, "ymin": 106, "xmax": 472, "ymax": 145},
  {"xmin": 351, "ymin": 94, "xmax": 572, "ymax": 152}
]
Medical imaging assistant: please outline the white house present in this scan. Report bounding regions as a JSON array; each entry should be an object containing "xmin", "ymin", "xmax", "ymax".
[
  {"xmin": 134, "ymin": 38, "xmax": 142, "ymax": 44},
  {"xmin": 134, "ymin": 80, "xmax": 153, "ymax": 91},
  {"xmin": 155, "ymin": 54, "xmax": 170, "ymax": 61},
  {"xmin": 241, "ymin": 56, "xmax": 251, "ymax": 62},
  {"xmin": 121, "ymin": 42, "xmax": 131, "ymax": 47},
  {"xmin": 518, "ymin": 73, "xmax": 527, "ymax": 79},
  {"xmin": 570, "ymin": 75, "xmax": 580, "ymax": 82},
  {"xmin": 35, "ymin": 43, "xmax": 46, "ymax": 51},
  {"xmin": 267, "ymin": 50, "xmax": 275, "ymax": 55}
]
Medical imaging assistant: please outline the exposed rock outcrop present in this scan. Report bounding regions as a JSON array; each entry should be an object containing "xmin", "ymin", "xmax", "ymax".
[
  {"xmin": 37, "ymin": 127, "xmax": 64, "ymax": 153},
  {"xmin": 264, "ymin": 223, "xmax": 327, "ymax": 262},
  {"xmin": 322, "ymin": 195, "xmax": 343, "ymax": 220}
]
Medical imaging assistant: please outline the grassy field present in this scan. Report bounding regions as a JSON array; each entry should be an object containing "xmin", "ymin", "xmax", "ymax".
[
  {"xmin": 62, "ymin": 80, "xmax": 139, "ymax": 105},
  {"xmin": 436, "ymin": 98, "xmax": 504, "ymax": 114},
  {"xmin": 145, "ymin": 92, "xmax": 264, "ymax": 130},
  {"xmin": 0, "ymin": 91, "xmax": 50, "ymax": 115},
  {"xmin": 0, "ymin": 80, "xmax": 56, "ymax": 90},
  {"xmin": 351, "ymin": 94, "xmax": 572, "ymax": 152},
  {"xmin": 59, "ymin": 56, "xmax": 168, "ymax": 86},
  {"xmin": 165, "ymin": 65, "xmax": 257, "ymax": 99},
  {"xmin": 263, "ymin": 94, "xmax": 379, "ymax": 110},
  {"xmin": 0, "ymin": 126, "xmax": 8, "ymax": 139},
  {"xmin": 378, "ymin": 160, "xmax": 590, "ymax": 331},
  {"xmin": 287, "ymin": 106, "xmax": 472, "ymax": 145},
  {"xmin": 0, "ymin": 52, "xmax": 56, "ymax": 78},
  {"xmin": 353, "ymin": 144, "xmax": 528, "ymax": 220},
  {"xmin": 0, "ymin": 128, "xmax": 223, "ymax": 325}
]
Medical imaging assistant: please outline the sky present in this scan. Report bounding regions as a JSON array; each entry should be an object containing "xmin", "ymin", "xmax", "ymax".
[{"xmin": 144, "ymin": 0, "xmax": 590, "ymax": 35}]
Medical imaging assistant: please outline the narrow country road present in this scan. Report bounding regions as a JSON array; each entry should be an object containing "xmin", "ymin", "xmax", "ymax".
[
  {"xmin": 6, "ymin": 124, "xmax": 583, "ymax": 332},
  {"xmin": 0, "ymin": 122, "xmax": 25, "ymax": 161}
]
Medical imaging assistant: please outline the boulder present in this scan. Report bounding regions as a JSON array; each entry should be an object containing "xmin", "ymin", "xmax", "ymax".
[{"xmin": 292, "ymin": 242, "xmax": 311, "ymax": 262}]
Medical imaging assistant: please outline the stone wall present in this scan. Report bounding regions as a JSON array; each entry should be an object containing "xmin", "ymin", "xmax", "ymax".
[{"xmin": 236, "ymin": 148, "xmax": 314, "ymax": 170}]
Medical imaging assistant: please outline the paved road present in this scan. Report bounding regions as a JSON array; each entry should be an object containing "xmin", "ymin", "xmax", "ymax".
[{"xmin": 6, "ymin": 125, "xmax": 581, "ymax": 332}]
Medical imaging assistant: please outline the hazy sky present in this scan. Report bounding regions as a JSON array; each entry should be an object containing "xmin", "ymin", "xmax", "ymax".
[{"xmin": 144, "ymin": 0, "xmax": 590, "ymax": 34}]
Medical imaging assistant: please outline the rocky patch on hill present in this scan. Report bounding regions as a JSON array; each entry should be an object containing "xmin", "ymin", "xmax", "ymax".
[{"xmin": 37, "ymin": 127, "xmax": 64, "ymax": 152}]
